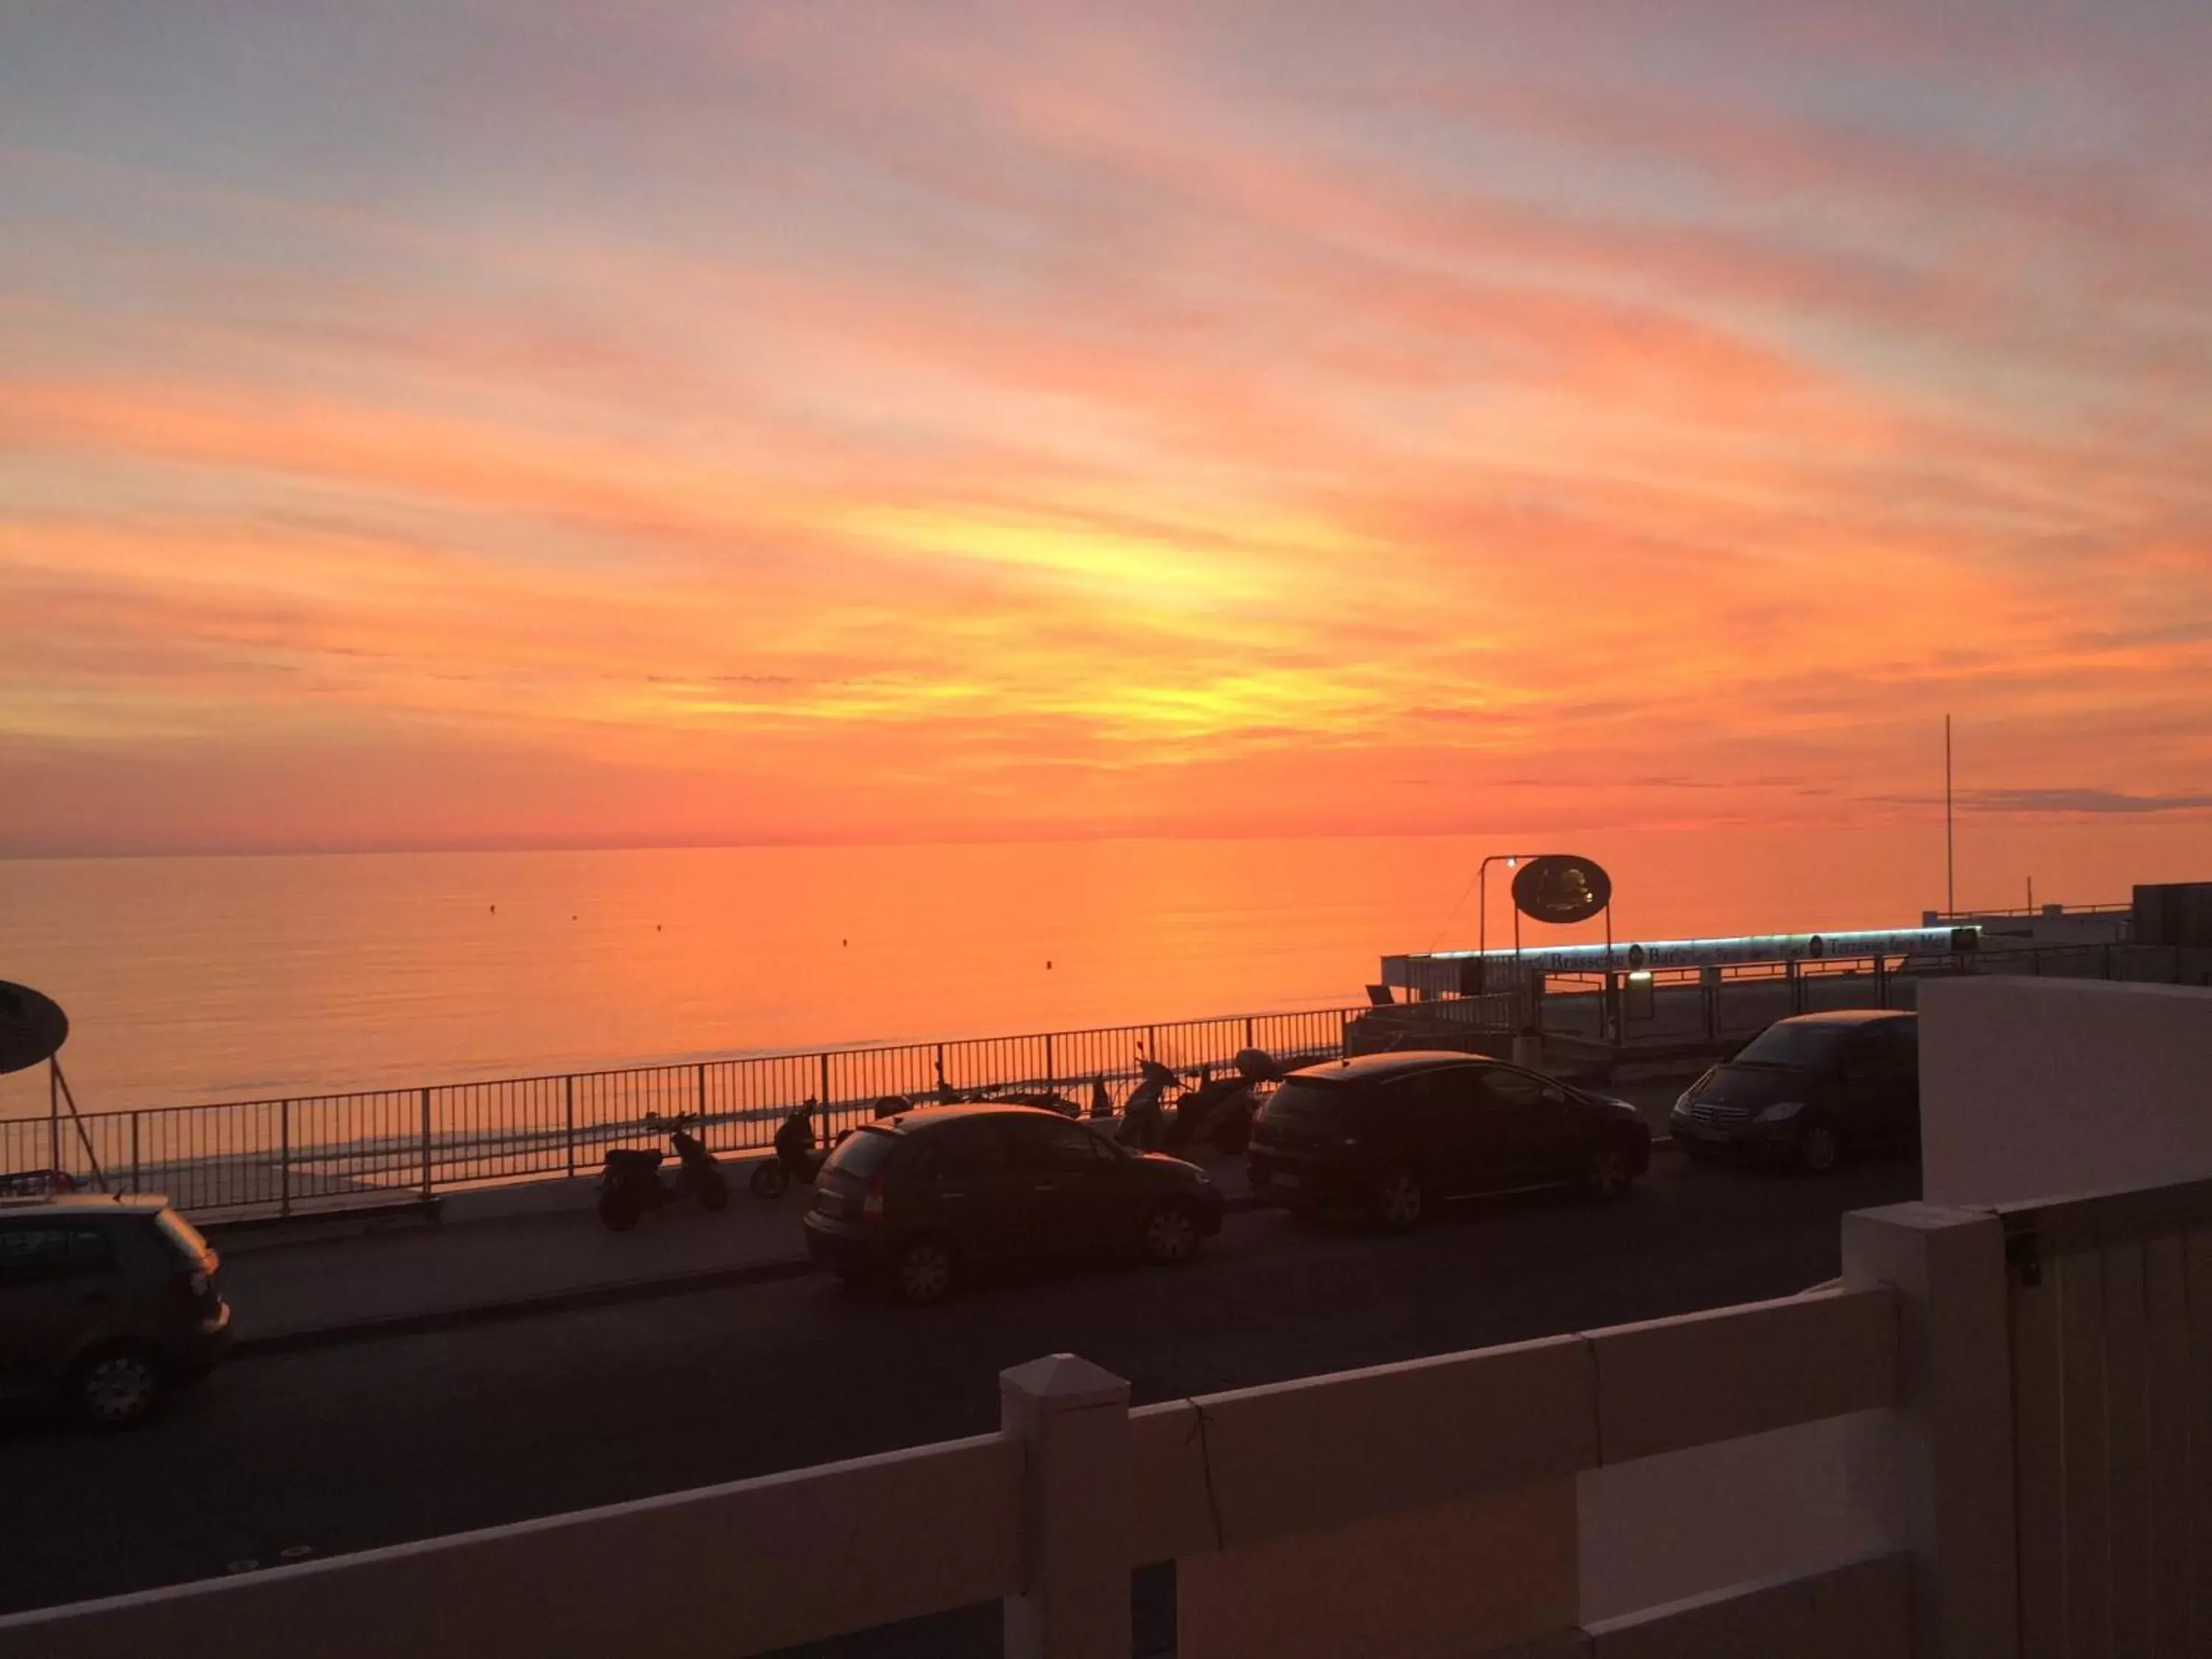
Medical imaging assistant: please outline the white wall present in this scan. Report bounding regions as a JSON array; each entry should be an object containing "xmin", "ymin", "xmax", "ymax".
[
  {"xmin": 1920, "ymin": 978, "xmax": 2212, "ymax": 1208},
  {"xmin": 1576, "ymin": 1414, "xmax": 1892, "ymax": 1624}
]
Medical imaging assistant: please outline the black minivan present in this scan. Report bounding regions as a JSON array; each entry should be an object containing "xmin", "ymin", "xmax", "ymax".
[
  {"xmin": 1669, "ymin": 1010, "xmax": 1919, "ymax": 1172},
  {"xmin": 801, "ymin": 1105, "xmax": 1225, "ymax": 1304},
  {"xmin": 1245, "ymin": 1052, "xmax": 1652, "ymax": 1230}
]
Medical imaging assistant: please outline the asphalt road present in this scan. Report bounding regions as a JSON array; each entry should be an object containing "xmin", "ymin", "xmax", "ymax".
[{"xmin": 0, "ymin": 1150, "xmax": 1919, "ymax": 1627}]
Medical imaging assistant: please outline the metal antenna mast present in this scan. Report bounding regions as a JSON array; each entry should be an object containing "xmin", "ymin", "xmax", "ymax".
[{"xmin": 1945, "ymin": 714, "xmax": 1955, "ymax": 917}]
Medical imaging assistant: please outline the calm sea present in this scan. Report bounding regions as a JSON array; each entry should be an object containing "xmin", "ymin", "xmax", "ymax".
[{"xmin": 0, "ymin": 822, "xmax": 2196, "ymax": 1117}]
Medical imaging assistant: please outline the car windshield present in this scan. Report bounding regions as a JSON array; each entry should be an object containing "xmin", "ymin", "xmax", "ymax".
[
  {"xmin": 823, "ymin": 1127, "xmax": 902, "ymax": 1180},
  {"xmin": 1731, "ymin": 1022, "xmax": 1852, "ymax": 1069},
  {"xmin": 1264, "ymin": 1078, "xmax": 1351, "ymax": 1129}
]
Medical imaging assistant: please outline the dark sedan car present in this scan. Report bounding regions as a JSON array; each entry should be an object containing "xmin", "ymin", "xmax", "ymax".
[
  {"xmin": 1245, "ymin": 1051, "xmax": 1652, "ymax": 1230},
  {"xmin": 1, "ymin": 1194, "xmax": 232, "ymax": 1429},
  {"xmin": 1669, "ymin": 1009, "xmax": 1919, "ymax": 1172},
  {"xmin": 801, "ymin": 1105, "xmax": 1225, "ymax": 1304}
]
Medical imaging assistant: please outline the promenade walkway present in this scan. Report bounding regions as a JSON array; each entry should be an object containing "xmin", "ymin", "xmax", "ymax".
[{"xmin": 214, "ymin": 1149, "xmax": 1258, "ymax": 1349}]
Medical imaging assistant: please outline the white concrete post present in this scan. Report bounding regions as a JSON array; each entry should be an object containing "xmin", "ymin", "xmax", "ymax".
[
  {"xmin": 1840, "ymin": 1203, "xmax": 2017, "ymax": 1658},
  {"xmin": 1001, "ymin": 1353, "xmax": 1133, "ymax": 1659}
]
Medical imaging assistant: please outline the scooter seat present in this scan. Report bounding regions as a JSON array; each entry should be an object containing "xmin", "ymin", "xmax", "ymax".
[{"xmin": 604, "ymin": 1149, "xmax": 665, "ymax": 1173}]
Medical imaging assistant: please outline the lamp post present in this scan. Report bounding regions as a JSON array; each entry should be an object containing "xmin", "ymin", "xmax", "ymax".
[{"xmin": 1474, "ymin": 852, "xmax": 1544, "ymax": 994}]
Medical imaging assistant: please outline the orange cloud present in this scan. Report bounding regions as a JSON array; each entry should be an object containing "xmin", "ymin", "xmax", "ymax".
[{"xmin": 1, "ymin": 1, "xmax": 2208, "ymax": 855}]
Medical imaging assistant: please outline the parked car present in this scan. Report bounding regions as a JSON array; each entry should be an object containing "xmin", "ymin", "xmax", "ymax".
[
  {"xmin": 0, "ymin": 1194, "xmax": 232, "ymax": 1429},
  {"xmin": 801, "ymin": 1105, "xmax": 1225, "ymax": 1304},
  {"xmin": 1245, "ymin": 1051, "xmax": 1652, "ymax": 1230},
  {"xmin": 1669, "ymin": 1010, "xmax": 1919, "ymax": 1172}
]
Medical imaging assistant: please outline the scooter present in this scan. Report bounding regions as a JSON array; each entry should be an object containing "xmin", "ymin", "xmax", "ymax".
[
  {"xmin": 1162, "ymin": 1068, "xmax": 1257, "ymax": 1154},
  {"xmin": 597, "ymin": 1113, "xmax": 729, "ymax": 1231},
  {"xmin": 1113, "ymin": 1060, "xmax": 1181, "ymax": 1152},
  {"xmin": 1169, "ymin": 1048, "xmax": 1281, "ymax": 1154},
  {"xmin": 750, "ymin": 1099, "xmax": 829, "ymax": 1199}
]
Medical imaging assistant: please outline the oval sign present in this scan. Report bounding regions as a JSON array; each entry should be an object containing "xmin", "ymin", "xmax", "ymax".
[
  {"xmin": 1512, "ymin": 855, "xmax": 1612, "ymax": 925},
  {"xmin": 0, "ymin": 981, "xmax": 69, "ymax": 1076}
]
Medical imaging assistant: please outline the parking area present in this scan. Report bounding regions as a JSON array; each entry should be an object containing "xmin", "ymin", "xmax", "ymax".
[{"xmin": 0, "ymin": 1145, "xmax": 1917, "ymax": 1617}]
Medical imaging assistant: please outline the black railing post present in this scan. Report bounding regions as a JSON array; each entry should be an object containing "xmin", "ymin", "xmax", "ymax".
[
  {"xmin": 564, "ymin": 1075, "xmax": 576, "ymax": 1179},
  {"xmin": 279, "ymin": 1099, "xmax": 291, "ymax": 1219},
  {"xmin": 420, "ymin": 1087, "xmax": 434, "ymax": 1199}
]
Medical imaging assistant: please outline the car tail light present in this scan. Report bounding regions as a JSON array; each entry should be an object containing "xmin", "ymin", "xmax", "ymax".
[
  {"xmin": 172, "ymin": 1267, "xmax": 212, "ymax": 1301},
  {"xmin": 861, "ymin": 1180, "xmax": 886, "ymax": 1222}
]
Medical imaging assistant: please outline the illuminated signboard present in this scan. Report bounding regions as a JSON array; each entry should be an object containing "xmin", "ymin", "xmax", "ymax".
[
  {"xmin": 0, "ymin": 981, "xmax": 69, "ymax": 1076},
  {"xmin": 1511, "ymin": 855, "xmax": 1612, "ymax": 925},
  {"xmin": 1382, "ymin": 926, "xmax": 1978, "ymax": 987}
]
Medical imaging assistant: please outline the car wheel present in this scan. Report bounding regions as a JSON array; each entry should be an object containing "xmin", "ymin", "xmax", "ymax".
[
  {"xmin": 748, "ymin": 1161, "xmax": 789, "ymax": 1200},
  {"xmin": 71, "ymin": 1346, "xmax": 164, "ymax": 1431},
  {"xmin": 1796, "ymin": 1123, "xmax": 1841, "ymax": 1175},
  {"xmin": 892, "ymin": 1236, "xmax": 958, "ymax": 1306},
  {"xmin": 1375, "ymin": 1169, "xmax": 1427, "ymax": 1232},
  {"xmin": 1141, "ymin": 1201, "xmax": 1203, "ymax": 1265},
  {"xmin": 1584, "ymin": 1144, "xmax": 1635, "ymax": 1201}
]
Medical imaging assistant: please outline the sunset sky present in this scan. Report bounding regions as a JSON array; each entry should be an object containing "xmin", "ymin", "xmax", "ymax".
[{"xmin": 4, "ymin": 1, "xmax": 2209, "ymax": 856}]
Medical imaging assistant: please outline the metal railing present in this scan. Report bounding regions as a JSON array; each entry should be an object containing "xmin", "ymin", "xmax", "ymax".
[
  {"xmin": 1525, "ymin": 939, "xmax": 2210, "ymax": 1051},
  {"xmin": 0, "ymin": 1004, "xmax": 1370, "ymax": 1221},
  {"xmin": 1927, "ymin": 902, "xmax": 2135, "ymax": 920}
]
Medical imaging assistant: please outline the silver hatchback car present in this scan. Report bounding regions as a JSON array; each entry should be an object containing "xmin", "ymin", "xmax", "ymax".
[{"xmin": 0, "ymin": 1194, "xmax": 233, "ymax": 1429}]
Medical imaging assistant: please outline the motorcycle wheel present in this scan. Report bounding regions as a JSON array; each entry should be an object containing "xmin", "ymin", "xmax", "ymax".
[
  {"xmin": 749, "ymin": 1161, "xmax": 790, "ymax": 1200},
  {"xmin": 597, "ymin": 1189, "xmax": 640, "ymax": 1232},
  {"xmin": 696, "ymin": 1165, "xmax": 730, "ymax": 1211}
]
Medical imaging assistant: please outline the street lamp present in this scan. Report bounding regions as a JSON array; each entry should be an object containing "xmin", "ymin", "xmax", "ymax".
[{"xmin": 1474, "ymin": 852, "xmax": 1543, "ymax": 992}]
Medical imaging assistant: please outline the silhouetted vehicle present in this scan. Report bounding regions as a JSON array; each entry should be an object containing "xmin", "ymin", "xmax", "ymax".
[
  {"xmin": 801, "ymin": 1105, "xmax": 1224, "ymax": 1304},
  {"xmin": 1161, "ymin": 1047, "xmax": 1281, "ymax": 1155},
  {"xmin": 1669, "ymin": 1011, "xmax": 1919, "ymax": 1173},
  {"xmin": 1245, "ymin": 1052, "xmax": 1651, "ymax": 1231},
  {"xmin": 751, "ymin": 1099, "xmax": 830, "ymax": 1199},
  {"xmin": 0, "ymin": 1169, "xmax": 77, "ymax": 1198},
  {"xmin": 0, "ymin": 1194, "xmax": 232, "ymax": 1429},
  {"xmin": 926, "ymin": 1059, "xmax": 1082, "ymax": 1117},
  {"xmin": 597, "ymin": 1114, "xmax": 728, "ymax": 1230},
  {"xmin": 1113, "ymin": 1060, "xmax": 1180, "ymax": 1151}
]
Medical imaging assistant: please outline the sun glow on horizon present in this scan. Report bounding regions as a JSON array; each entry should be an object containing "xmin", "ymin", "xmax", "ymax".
[{"xmin": 1, "ymin": 2, "xmax": 2208, "ymax": 858}]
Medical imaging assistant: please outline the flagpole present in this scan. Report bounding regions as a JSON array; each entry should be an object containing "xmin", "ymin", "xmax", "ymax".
[{"xmin": 1945, "ymin": 714, "xmax": 1955, "ymax": 917}]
